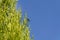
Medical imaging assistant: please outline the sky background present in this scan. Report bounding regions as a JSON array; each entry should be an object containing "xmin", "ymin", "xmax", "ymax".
[{"xmin": 17, "ymin": 0, "xmax": 60, "ymax": 40}]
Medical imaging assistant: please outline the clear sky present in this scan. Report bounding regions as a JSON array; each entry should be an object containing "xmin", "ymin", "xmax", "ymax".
[{"xmin": 17, "ymin": 0, "xmax": 60, "ymax": 40}]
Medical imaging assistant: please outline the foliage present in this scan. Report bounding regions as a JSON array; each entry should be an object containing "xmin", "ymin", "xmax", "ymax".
[{"xmin": 0, "ymin": 0, "xmax": 30, "ymax": 40}]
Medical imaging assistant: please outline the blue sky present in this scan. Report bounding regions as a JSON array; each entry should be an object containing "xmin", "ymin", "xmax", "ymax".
[{"xmin": 17, "ymin": 0, "xmax": 60, "ymax": 40}]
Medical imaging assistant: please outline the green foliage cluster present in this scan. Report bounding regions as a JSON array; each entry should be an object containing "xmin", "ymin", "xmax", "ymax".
[{"xmin": 0, "ymin": 0, "xmax": 31, "ymax": 40}]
